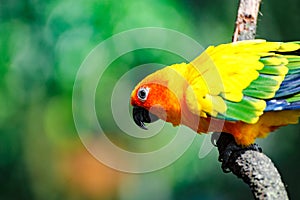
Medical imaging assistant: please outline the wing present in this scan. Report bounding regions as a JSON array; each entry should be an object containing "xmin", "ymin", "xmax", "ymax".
[
  {"xmin": 265, "ymin": 54, "xmax": 300, "ymax": 111},
  {"xmin": 186, "ymin": 40, "xmax": 300, "ymax": 124}
]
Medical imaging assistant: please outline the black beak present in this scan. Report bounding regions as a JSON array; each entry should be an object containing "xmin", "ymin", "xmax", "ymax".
[{"xmin": 132, "ymin": 106, "xmax": 159, "ymax": 130}]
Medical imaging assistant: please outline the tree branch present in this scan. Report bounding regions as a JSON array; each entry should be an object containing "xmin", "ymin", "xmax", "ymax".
[
  {"xmin": 216, "ymin": 133, "xmax": 288, "ymax": 199},
  {"xmin": 216, "ymin": 0, "xmax": 289, "ymax": 199},
  {"xmin": 233, "ymin": 0, "xmax": 261, "ymax": 41}
]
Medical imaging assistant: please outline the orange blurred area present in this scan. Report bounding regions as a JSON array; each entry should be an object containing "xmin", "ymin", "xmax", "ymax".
[{"xmin": 57, "ymin": 146, "xmax": 121, "ymax": 199}]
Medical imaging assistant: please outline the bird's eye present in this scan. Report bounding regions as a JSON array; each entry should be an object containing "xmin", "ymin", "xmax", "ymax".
[{"xmin": 137, "ymin": 87, "xmax": 150, "ymax": 101}]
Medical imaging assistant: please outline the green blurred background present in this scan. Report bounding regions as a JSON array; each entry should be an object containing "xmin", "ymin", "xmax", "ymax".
[{"xmin": 1, "ymin": 0, "xmax": 300, "ymax": 199}]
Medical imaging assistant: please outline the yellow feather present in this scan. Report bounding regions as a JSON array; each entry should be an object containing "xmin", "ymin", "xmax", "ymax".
[{"xmin": 277, "ymin": 42, "xmax": 300, "ymax": 52}]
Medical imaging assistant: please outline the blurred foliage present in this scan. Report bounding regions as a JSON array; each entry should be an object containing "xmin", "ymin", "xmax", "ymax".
[{"xmin": 0, "ymin": 0, "xmax": 300, "ymax": 200}]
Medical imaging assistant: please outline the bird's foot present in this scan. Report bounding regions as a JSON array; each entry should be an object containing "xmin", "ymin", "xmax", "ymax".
[{"xmin": 213, "ymin": 133, "xmax": 262, "ymax": 173}]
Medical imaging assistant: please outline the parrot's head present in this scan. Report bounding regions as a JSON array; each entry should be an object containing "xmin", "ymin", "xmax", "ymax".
[{"xmin": 130, "ymin": 67, "xmax": 184, "ymax": 130}]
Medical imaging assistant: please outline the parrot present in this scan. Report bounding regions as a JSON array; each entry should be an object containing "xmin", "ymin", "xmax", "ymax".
[{"xmin": 130, "ymin": 40, "xmax": 300, "ymax": 146}]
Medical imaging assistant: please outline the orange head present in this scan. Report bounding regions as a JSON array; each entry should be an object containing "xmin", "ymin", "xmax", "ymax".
[{"xmin": 130, "ymin": 81, "xmax": 182, "ymax": 129}]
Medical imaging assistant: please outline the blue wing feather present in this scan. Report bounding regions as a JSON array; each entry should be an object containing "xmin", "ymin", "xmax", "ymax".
[
  {"xmin": 275, "ymin": 83, "xmax": 300, "ymax": 97},
  {"xmin": 265, "ymin": 99, "xmax": 300, "ymax": 111}
]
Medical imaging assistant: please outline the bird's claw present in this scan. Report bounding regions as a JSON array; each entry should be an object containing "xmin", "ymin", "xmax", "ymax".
[{"xmin": 217, "ymin": 136, "xmax": 262, "ymax": 173}]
